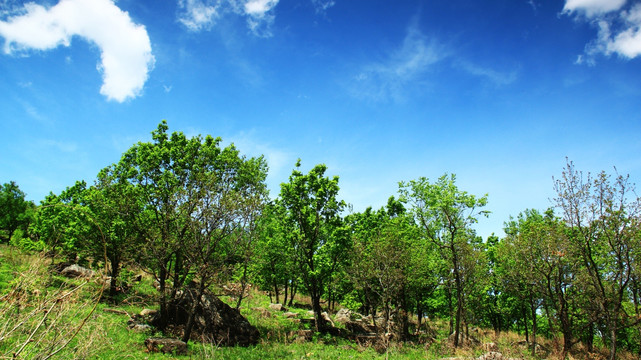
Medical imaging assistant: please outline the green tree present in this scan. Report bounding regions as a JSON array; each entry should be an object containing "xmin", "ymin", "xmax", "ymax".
[
  {"xmin": 31, "ymin": 181, "xmax": 92, "ymax": 262},
  {"xmin": 399, "ymin": 174, "xmax": 489, "ymax": 347},
  {"xmin": 279, "ymin": 160, "xmax": 347, "ymax": 332},
  {"xmin": 554, "ymin": 160, "xmax": 641, "ymax": 360},
  {"xmin": 0, "ymin": 181, "xmax": 34, "ymax": 243},
  {"xmin": 253, "ymin": 201, "xmax": 295, "ymax": 305},
  {"xmin": 85, "ymin": 166, "xmax": 141, "ymax": 297},
  {"xmin": 114, "ymin": 120, "xmax": 268, "ymax": 336}
]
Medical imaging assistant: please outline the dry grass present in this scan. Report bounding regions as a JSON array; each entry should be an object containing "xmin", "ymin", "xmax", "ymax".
[{"xmin": 0, "ymin": 249, "xmax": 105, "ymax": 360}]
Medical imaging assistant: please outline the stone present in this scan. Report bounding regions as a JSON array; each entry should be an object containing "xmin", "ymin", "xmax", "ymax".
[
  {"xmin": 345, "ymin": 320, "xmax": 376, "ymax": 334},
  {"xmin": 140, "ymin": 309, "xmax": 157, "ymax": 317},
  {"xmin": 269, "ymin": 303, "xmax": 285, "ymax": 311},
  {"xmin": 60, "ymin": 264, "xmax": 94, "ymax": 278},
  {"xmin": 335, "ymin": 308, "xmax": 352, "ymax": 323},
  {"xmin": 129, "ymin": 323, "xmax": 152, "ymax": 332},
  {"xmin": 290, "ymin": 329, "xmax": 313, "ymax": 343},
  {"xmin": 321, "ymin": 311, "xmax": 335, "ymax": 327},
  {"xmin": 283, "ymin": 311, "xmax": 298, "ymax": 318},
  {"xmin": 477, "ymin": 352, "xmax": 504, "ymax": 360},
  {"xmin": 144, "ymin": 338, "xmax": 187, "ymax": 355},
  {"xmin": 156, "ymin": 286, "xmax": 260, "ymax": 346}
]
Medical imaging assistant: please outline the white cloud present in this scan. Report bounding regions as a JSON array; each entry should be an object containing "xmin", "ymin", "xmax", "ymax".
[
  {"xmin": 177, "ymin": 0, "xmax": 221, "ymax": 31},
  {"xmin": 564, "ymin": 0, "xmax": 641, "ymax": 61},
  {"xmin": 351, "ymin": 22, "xmax": 446, "ymax": 101},
  {"xmin": 177, "ymin": 0, "xmax": 278, "ymax": 36},
  {"xmin": 311, "ymin": 0, "xmax": 335, "ymax": 14},
  {"xmin": 0, "ymin": 0, "xmax": 154, "ymax": 102},
  {"xmin": 563, "ymin": 0, "xmax": 626, "ymax": 17},
  {"xmin": 605, "ymin": 4, "xmax": 641, "ymax": 58}
]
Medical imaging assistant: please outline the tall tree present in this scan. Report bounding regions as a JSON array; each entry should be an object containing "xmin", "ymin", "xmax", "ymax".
[
  {"xmin": 399, "ymin": 174, "xmax": 489, "ymax": 347},
  {"xmin": 554, "ymin": 160, "xmax": 641, "ymax": 360},
  {"xmin": 0, "ymin": 181, "xmax": 34, "ymax": 242},
  {"xmin": 85, "ymin": 166, "xmax": 141, "ymax": 297},
  {"xmin": 279, "ymin": 160, "xmax": 347, "ymax": 332},
  {"xmin": 114, "ymin": 120, "xmax": 268, "ymax": 333}
]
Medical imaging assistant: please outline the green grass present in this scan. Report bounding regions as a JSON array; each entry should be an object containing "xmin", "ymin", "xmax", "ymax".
[{"xmin": 1, "ymin": 245, "xmax": 638, "ymax": 359}]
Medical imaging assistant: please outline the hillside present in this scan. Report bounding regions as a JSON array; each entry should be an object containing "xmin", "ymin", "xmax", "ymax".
[{"xmin": 1, "ymin": 245, "xmax": 634, "ymax": 360}]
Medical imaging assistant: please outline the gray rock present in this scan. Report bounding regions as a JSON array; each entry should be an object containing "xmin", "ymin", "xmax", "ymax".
[
  {"xmin": 269, "ymin": 303, "xmax": 285, "ymax": 311},
  {"xmin": 61, "ymin": 264, "xmax": 94, "ymax": 278},
  {"xmin": 335, "ymin": 308, "xmax": 352, "ymax": 323},
  {"xmin": 158, "ymin": 286, "xmax": 260, "ymax": 346}
]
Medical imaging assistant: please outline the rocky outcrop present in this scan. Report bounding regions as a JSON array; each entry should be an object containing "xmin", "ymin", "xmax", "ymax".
[
  {"xmin": 157, "ymin": 286, "xmax": 260, "ymax": 346},
  {"xmin": 334, "ymin": 308, "xmax": 352, "ymax": 323},
  {"xmin": 60, "ymin": 264, "xmax": 94, "ymax": 278}
]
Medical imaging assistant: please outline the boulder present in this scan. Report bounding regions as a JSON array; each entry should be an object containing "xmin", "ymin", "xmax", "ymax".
[
  {"xmin": 335, "ymin": 308, "xmax": 352, "ymax": 323},
  {"xmin": 345, "ymin": 320, "xmax": 376, "ymax": 334},
  {"xmin": 140, "ymin": 309, "xmax": 158, "ymax": 318},
  {"xmin": 283, "ymin": 311, "xmax": 298, "ymax": 318},
  {"xmin": 269, "ymin": 303, "xmax": 286, "ymax": 311},
  {"xmin": 61, "ymin": 264, "xmax": 94, "ymax": 278},
  {"xmin": 289, "ymin": 329, "xmax": 313, "ymax": 343},
  {"xmin": 157, "ymin": 286, "xmax": 260, "ymax": 346},
  {"xmin": 144, "ymin": 338, "xmax": 187, "ymax": 355},
  {"xmin": 321, "ymin": 311, "xmax": 335, "ymax": 327}
]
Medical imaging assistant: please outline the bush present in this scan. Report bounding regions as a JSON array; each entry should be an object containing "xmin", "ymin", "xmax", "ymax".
[{"xmin": 10, "ymin": 229, "xmax": 45, "ymax": 252}]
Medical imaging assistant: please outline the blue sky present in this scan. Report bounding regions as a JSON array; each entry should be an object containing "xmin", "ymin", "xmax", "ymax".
[{"xmin": 2, "ymin": 0, "xmax": 641, "ymax": 238}]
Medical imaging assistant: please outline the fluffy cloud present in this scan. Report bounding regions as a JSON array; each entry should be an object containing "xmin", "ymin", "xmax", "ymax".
[
  {"xmin": 0, "ymin": 0, "xmax": 154, "ymax": 102},
  {"xmin": 564, "ymin": 0, "xmax": 641, "ymax": 61},
  {"xmin": 178, "ymin": 0, "xmax": 279, "ymax": 36},
  {"xmin": 563, "ymin": 0, "xmax": 626, "ymax": 17},
  {"xmin": 177, "ymin": 0, "xmax": 222, "ymax": 31}
]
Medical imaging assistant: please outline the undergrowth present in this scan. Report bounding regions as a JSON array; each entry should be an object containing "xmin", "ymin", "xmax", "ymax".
[{"xmin": 0, "ymin": 245, "xmax": 637, "ymax": 359}]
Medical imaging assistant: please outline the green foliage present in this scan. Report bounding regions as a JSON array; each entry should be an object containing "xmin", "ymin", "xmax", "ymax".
[
  {"xmin": 0, "ymin": 181, "xmax": 35, "ymax": 243},
  {"xmin": 279, "ymin": 160, "xmax": 348, "ymax": 331},
  {"xmin": 399, "ymin": 174, "xmax": 489, "ymax": 346}
]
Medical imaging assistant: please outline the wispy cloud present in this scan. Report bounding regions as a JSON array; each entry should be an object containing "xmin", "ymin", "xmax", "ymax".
[
  {"xmin": 311, "ymin": 0, "xmax": 335, "ymax": 14},
  {"xmin": 0, "ymin": 0, "xmax": 154, "ymax": 102},
  {"xmin": 39, "ymin": 139, "xmax": 78, "ymax": 153},
  {"xmin": 177, "ymin": 0, "xmax": 279, "ymax": 37},
  {"xmin": 350, "ymin": 21, "xmax": 446, "ymax": 102},
  {"xmin": 456, "ymin": 61, "xmax": 518, "ymax": 86},
  {"xmin": 564, "ymin": 0, "xmax": 641, "ymax": 61}
]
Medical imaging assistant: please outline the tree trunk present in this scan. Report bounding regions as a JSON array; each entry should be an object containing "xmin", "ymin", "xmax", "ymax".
[
  {"xmin": 182, "ymin": 280, "xmax": 206, "ymax": 343},
  {"xmin": 288, "ymin": 282, "xmax": 297, "ymax": 307},
  {"xmin": 109, "ymin": 255, "xmax": 120, "ymax": 298},
  {"xmin": 530, "ymin": 300, "xmax": 537, "ymax": 357},
  {"xmin": 283, "ymin": 281, "xmax": 289, "ymax": 308},
  {"xmin": 273, "ymin": 283, "xmax": 280, "ymax": 304},
  {"xmin": 453, "ymin": 253, "xmax": 463, "ymax": 348},
  {"xmin": 522, "ymin": 305, "xmax": 529, "ymax": 343},
  {"xmin": 608, "ymin": 325, "xmax": 617, "ymax": 360},
  {"xmin": 312, "ymin": 293, "xmax": 326, "ymax": 333},
  {"xmin": 235, "ymin": 261, "xmax": 249, "ymax": 309},
  {"xmin": 158, "ymin": 266, "xmax": 168, "ymax": 331},
  {"xmin": 585, "ymin": 322, "xmax": 594, "ymax": 353}
]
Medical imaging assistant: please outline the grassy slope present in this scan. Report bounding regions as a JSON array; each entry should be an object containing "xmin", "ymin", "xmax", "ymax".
[{"xmin": 0, "ymin": 245, "xmax": 631, "ymax": 359}]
